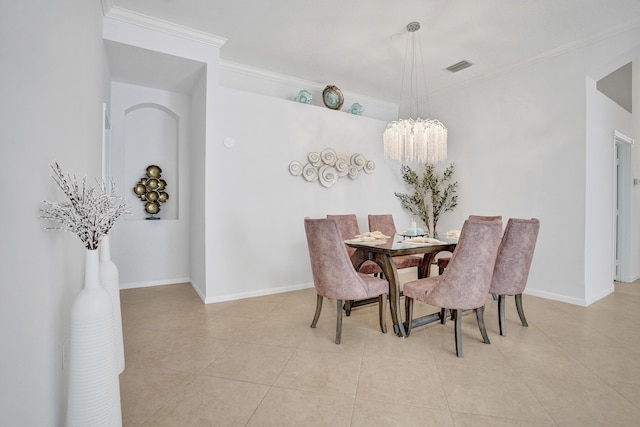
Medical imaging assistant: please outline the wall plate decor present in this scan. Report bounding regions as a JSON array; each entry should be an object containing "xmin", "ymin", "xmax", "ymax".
[
  {"xmin": 133, "ymin": 165, "xmax": 169, "ymax": 218},
  {"xmin": 348, "ymin": 103, "xmax": 364, "ymax": 115},
  {"xmin": 294, "ymin": 90, "xmax": 313, "ymax": 104},
  {"xmin": 289, "ymin": 148, "xmax": 375, "ymax": 188},
  {"xmin": 322, "ymin": 85, "xmax": 344, "ymax": 110}
]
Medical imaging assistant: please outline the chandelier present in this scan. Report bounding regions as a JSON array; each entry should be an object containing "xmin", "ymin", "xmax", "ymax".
[{"xmin": 383, "ymin": 22, "xmax": 447, "ymax": 164}]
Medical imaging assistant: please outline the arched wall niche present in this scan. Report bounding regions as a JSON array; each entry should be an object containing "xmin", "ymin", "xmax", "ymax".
[{"xmin": 124, "ymin": 102, "xmax": 179, "ymax": 220}]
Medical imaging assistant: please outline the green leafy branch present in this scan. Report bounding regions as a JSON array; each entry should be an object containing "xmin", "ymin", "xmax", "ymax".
[{"xmin": 394, "ymin": 162, "xmax": 458, "ymax": 234}]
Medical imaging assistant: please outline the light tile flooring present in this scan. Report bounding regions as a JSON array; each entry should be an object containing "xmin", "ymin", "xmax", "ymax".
[{"xmin": 120, "ymin": 278, "xmax": 640, "ymax": 426}]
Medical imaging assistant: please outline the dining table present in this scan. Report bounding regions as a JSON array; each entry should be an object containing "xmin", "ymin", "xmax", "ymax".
[{"xmin": 345, "ymin": 234, "xmax": 458, "ymax": 338}]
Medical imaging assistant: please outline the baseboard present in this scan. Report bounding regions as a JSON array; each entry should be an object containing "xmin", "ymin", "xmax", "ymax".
[
  {"xmin": 119, "ymin": 277, "xmax": 314, "ymax": 304},
  {"xmin": 203, "ymin": 282, "xmax": 314, "ymax": 304},
  {"xmin": 119, "ymin": 277, "xmax": 192, "ymax": 290},
  {"xmin": 525, "ymin": 283, "xmax": 615, "ymax": 307},
  {"xmin": 619, "ymin": 273, "xmax": 640, "ymax": 283},
  {"xmin": 584, "ymin": 285, "xmax": 615, "ymax": 306},
  {"xmin": 524, "ymin": 288, "xmax": 588, "ymax": 307}
]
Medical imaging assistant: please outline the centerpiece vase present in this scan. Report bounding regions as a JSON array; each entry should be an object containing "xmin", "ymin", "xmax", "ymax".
[
  {"xmin": 100, "ymin": 235, "xmax": 125, "ymax": 374},
  {"xmin": 67, "ymin": 249, "xmax": 122, "ymax": 427}
]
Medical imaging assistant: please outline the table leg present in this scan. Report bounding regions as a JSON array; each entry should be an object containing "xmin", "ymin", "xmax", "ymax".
[
  {"xmin": 350, "ymin": 249, "xmax": 406, "ymax": 338},
  {"xmin": 376, "ymin": 254, "xmax": 406, "ymax": 338},
  {"xmin": 420, "ymin": 253, "xmax": 436, "ymax": 278}
]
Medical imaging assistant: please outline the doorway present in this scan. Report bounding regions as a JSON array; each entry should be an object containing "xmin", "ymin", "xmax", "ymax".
[{"xmin": 614, "ymin": 130, "xmax": 633, "ymax": 282}]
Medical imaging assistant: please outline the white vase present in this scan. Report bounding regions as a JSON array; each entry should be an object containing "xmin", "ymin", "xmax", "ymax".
[
  {"xmin": 67, "ymin": 249, "xmax": 122, "ymax": 427},
  {"xmin": 100, "ymin": 235, "xmax": 125, "ymax": 374}
]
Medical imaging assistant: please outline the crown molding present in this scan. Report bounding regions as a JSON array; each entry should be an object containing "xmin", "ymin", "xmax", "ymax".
[
  {"xmin": 102, "ymin": 4, "xmax": 227, "ymax": 48},
  {"xmin": 220, "ymin": 60, "xmax": 325, "ymax": 90}
]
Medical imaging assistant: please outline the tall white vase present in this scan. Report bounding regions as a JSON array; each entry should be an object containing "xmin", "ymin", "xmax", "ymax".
[
  {"xmin": 67, "ymin": 249, "xmax": 122, "ymax": 427},
  {"xmin": 100, "ymin": 235, "xmax": 125, "ymax": 374}
]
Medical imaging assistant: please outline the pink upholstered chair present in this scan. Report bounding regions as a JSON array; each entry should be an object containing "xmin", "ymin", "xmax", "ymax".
[
  {"xmin": 326, "ymin": 214, "xmax": 382, "ymax": 276},
  {"xmin": 304, "ymin": 218, "xmax": 388, "ymax": 344},
  {"xmin": 403, "ymin": 219, "xmax": 502, "ymax": 357},
  {"xmin": 368, "ymin": 214, "xmax": 424, "ymax": 276},
  {"xmin": 437, "ymin": 215, "xmax": 502, "ymax": 274},
  {"xmin": 489, "ymin": 218, "xmax": 540, "ymax": 336}
]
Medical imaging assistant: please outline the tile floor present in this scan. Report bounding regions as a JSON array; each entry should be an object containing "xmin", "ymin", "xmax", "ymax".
[{"xmin": 120, "ymin": 278, "xmax": 640, "ymax": 426}]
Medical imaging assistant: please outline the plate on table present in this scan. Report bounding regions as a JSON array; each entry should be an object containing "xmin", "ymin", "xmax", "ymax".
[
  {"xmin": 356, "ymin": 231, "xmax": 390, "ymax": 240},
  {"xmin": 345, "ymin": 231, "xmax": 390, "ymax": 244},
  {"xmin": 344, "ymin": 237, "xmax": 385, "ymax": 244},
  {"xmin": 402, "ymin": 237, "xmax": 447, "ymax": 245}
]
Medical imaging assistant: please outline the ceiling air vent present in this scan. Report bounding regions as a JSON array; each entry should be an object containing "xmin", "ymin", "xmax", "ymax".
[{"xmin": 446, "ymin": 60, "xmax": 473, "ymax": 73}]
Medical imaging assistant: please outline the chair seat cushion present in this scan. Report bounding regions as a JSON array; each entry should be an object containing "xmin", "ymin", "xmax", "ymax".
[
  {"xmin": 404, "ymin": 275, "xmax": 488, "ymax": 311},
  {"xmin": 356, "ymin": 273, "xmax": 389, "ymax": 298},
  {"xmin": 358, "ymin": 260, "xmax": 382, "ymax": 275},
  {"xmin": 436, "ymin": 257, "xmax": 450, "ymax": 268},
  {"xmin": 393, "ymin": 254, "xmax": 423, "ymax": 270},
  {"xmin": 403, "ymin": 277, "xmax": 439, "ymax": 302}
]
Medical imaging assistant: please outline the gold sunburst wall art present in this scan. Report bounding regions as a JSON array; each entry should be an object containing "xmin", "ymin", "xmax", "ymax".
[{"xmin": 133, "ymin": 165, "xmax": 169, "ymax": 218}]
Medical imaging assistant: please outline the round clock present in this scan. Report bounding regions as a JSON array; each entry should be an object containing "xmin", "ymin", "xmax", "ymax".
[{"xmin": 322, "ymin": 85, "xmax": 344, "ymax": 110}]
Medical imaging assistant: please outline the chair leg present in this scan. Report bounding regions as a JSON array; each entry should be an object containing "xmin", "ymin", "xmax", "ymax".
[
  {"xmin": 440, "ymin": 308, "xmax": 448, "ymax": 325},
  {"xmin": 335, "ymin": 299, "xmax": 343, "ymax": 344},
  {"xmin": 404, "ymin": 296, "xmax": 414, "ymax": 336},
  {"xmin": 378, "ymin": 294, "xmax": 387, "ymax": 334},
  {"xmin": 311, "ymin": 294, "xmax": 323, "ymax": 328},
  {"xmin": 515, "ymin": 294, "xmax": 528, "ymax": 327},
  {"xmin": 453, "ymin": 309, "xmax": 463, "ymax": 358},
  {"xmin": 344, "ymin": 300, "xmax": 352, "ymax": 316},
  {"xmin": 476, "ymin": 305, "xmax": 491, "ymax": 344},
  {"xmin": 497, "ymin": 294, "xmax": 506, "ymax": 336}
]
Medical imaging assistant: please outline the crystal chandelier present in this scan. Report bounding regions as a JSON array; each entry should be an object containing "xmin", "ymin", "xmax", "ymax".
[{"xmin": 383, "ymin": 22, "xmax": 447, "ymax": 163}]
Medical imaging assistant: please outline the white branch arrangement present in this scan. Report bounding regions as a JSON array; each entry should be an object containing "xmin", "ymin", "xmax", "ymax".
[{"xmin": 39, "ymin": 162, "xmax": 130, "ymax": 250}]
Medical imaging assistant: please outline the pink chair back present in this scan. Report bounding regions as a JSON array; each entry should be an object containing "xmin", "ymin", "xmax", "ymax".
[
  {"xmin": 427, "ymin": 219, "xmax": 502, "ymax": 310},
  {"xmin": 489, "ymin": 218, "xmax": 540, "ymax": 296},
  {"xmin": 327, "ymin": 214, "xmax": 359, "ymax": 257},
  {"xmin": 468, "ymin": 215, "xmax": 502, "ymax": 222},
  {"xmin": 304, "ymin": 218, "xmax": 384, "ymax": 301},
  {"xmin": 368, "ymin": 214, "xmax": 397, "ymax": 237}
]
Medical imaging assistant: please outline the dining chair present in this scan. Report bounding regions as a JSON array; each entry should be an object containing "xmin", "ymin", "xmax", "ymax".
[
  {"xmin": 403, "ymin": 219, "xmax": 502, "ymax": 357},
  {"xmin": 368, "ymin": 214, "xmax": 425, "ymax": 276},
  {"xmin": 327, "ymin": 214, "xmax": 385, "ymax": 316},
  {"xmin": 326, "ymin": 214, "xmax": 382, "ymax": 276},
  {"xmin": 436, "ymin": 215, "xmax": 502, "ymax": 275},
  {"xmin": 304, "ymin": 218, "xmax": 388, "ymax": 344},
  {"xmin": 489, "ymin": 218, "xmax": 540, "ymax": 336}
]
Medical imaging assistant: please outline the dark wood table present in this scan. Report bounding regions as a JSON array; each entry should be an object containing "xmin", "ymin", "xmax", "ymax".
[{"xmin": 346, "ymin": 235, "xmax": 457, "ymax": 337}]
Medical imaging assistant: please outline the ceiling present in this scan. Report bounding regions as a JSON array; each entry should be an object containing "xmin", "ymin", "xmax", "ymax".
[{"xmin": 107, "ymin": 0, "xmax": 640, "ymax": 102}]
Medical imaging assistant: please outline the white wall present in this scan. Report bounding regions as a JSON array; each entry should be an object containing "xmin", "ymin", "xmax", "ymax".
[
  {"xmin": 585, "ymin": 77, "xmax": 634, "ymax": 303},
  {"xmin": 189, "ymin": 71, "xmax": 208, "ymax": 298},
  {"xmin": 433, "ymin": 28, "xmax": 640, "ymax": 306},
  {"xmin": 205, "ymin": 87, "xmax": 410, "ymax": 301},
  {"xmin": 110, "ymin": 82, "xmax": 191, "ymax": 287},
  {"xmin": 431, "ymin": 53, "xmax": 588, "ymax": 304},
  {"xmin": 103, "ymin": 12, "xmax": 222, "ymax": 294},
  {"xmin": 101, "ymin": 11, "xmax": 412, "ymax": 302},
  {"xmin": 0, "ymin": 1, "xmax": 106, "ymax": 425},
  {"xmin": 632, "ymin": 59, "xmax": 640, "ymax": 280}
]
